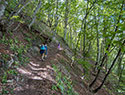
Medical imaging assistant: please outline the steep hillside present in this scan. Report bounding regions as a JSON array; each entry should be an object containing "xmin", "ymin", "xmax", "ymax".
[{"xmin": 0, "ymin": 22, "xmax": 114, "ymax": 95}]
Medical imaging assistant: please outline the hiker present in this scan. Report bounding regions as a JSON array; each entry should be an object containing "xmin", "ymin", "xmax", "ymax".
[
  {"xmin": 58, "ymin": 42, "xmax": 60, "ymax": 50},
  {"xmin": 44, "ymin": 43, "xmax": 48, "ymax": 58},
  {"xmin": 40, "ymin": 44, "xmax": 45, "ymax": 61}
]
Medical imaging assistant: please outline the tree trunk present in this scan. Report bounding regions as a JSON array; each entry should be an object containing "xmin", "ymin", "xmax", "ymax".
[
  {"xmin": 118, "ymin": 59, "xmax": 124, "ymax": 87},
  {"xmin": 96, "ymin": 8, "xmax": 100, "ymax": 65},
  {"xmin": 92, "ymin": 40, "xmax": 124, "ymax": 93},
  {"xmin": 15, "ymin": 0, "xmax": 32, "ymax": 16},
  {"xmin": 47, "ymin": 0, "xmax": 51, "ymax": 26},
  {"xmin": 64, "ymin": 0, "xmax": 69, "ymax": 41},
  {"xmin": 29, "ymin": 1, "xmax": 42, "ymax": 29},
  {"xmin": 117, "ymin": 53, "xmax": 124, "ymax": 87},
  {"xmin": 82, "ymin": 0, "xmax": 88, "ymax": 57},
  {"xmin": 52, "ymin": 0, "xmax": 59, "ymax": 38}
]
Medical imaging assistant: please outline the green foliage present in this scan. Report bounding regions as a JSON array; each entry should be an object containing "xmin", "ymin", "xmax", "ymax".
[
  {"xmin": 52, "ymin": 65, "xmax": 78, "ymax": 95},
  {"xmin": 11, "ymin": 15, "xmax": 25, "ymax": 23},
  {"xmin": 2, "ymin": 0, "xmax": 124, "ymax": 94},
  {"xmin": 0, "ymin": 35, "xmax": 8, "ymax": 45},
  {"xmin": 7, "ymin": 70, "xmax": 18, "ymax": 76},
  {"xmin": 1, "ymin": 87, "xmax": 9, "ymax": 95},
  {"xmin": 2, "ymin": 73, "xmax": 7, "ymax": 84},
  {"xmin": 77, "ymin": 59, "xmax": 92, "ymax": 74}
]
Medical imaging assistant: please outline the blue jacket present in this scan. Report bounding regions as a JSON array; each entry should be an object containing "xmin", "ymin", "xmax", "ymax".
[
  {"xmin": 40, "ymin": 45, "xmax": 45, "ymax": 50},
  {"xmin": 45, "ymin": 45, "xmax": 47, "ymax": 54}
]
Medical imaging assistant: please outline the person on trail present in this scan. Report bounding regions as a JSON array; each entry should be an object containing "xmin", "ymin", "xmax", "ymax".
[
  {"xmin": 44, "ymin": 43, "xmax": 48, "ymax": 58},
  {"xmin": 40, "ymin": 44, "xmax": 45, "ymax": 61},
  {"xmin": 58, "ymin": 42, "xmax": 60, "ymax": 50}
]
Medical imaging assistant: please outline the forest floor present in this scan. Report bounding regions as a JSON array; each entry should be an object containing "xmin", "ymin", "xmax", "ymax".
[{"xmin": 0, "ymin": 23, "xmax": 113, "ymax": 95}]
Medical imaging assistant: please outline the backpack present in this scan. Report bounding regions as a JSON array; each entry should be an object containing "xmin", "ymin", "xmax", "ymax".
[{"xmin": 40, "ymin": 45, "xmax": 45, "ymax": 50}]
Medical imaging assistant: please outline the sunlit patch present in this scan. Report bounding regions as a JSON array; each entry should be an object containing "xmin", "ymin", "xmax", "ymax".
[
  {"xmin": 30, "ymin": 76, "xmax": 43, "ymax": 80},
  {"xmin": 37, "ymin": 72, "xmax": 56, "ymax": 83},
  {"xmin": 28, "ymin": 64, "xmax": 47, "ymax": 71},
  {"xmin": 59, "ymin": 48, "xmax": 63, "ymax": 50},
  {"xmin": 30, "ymin": 61, "xmax": 40, "ymax": 67},
  {"xmin": 57, "ymin": 54, "xmax": 61, "ymax": 56},
  {"xmin": 14, "ymin": 86, "xmax": 24, "ymax": 91},
  {"xmin": 17, "ymin": 68, "xmax": 32, "ymax": 75},
  {"xmin": 46, "ymin": 65, "xmax": 54, "ymax": 70},
  {"xmin": 38, "ymin": 72, "xmax": 47, "ymax": 78}
]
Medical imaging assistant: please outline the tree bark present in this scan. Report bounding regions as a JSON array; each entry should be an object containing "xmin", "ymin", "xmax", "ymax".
[{"xmin": 29, "ymin": 1, "xmax": 42, "ymax": 29}]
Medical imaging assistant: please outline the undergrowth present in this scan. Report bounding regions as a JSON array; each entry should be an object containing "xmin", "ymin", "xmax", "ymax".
[
  {"xmin": 0, "ymin": 33, "xmax": 30, "ymax": 94},
  {"xmin": 52, "ymin": 64, "xmax": 78, "ymax": 95}
]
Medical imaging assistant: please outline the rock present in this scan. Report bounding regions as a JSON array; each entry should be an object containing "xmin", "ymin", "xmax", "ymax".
[
  {"xmin": 32, "ymin": 46, "xmax": 40, "ymax": 52},
  {"xmin": 30, "ymin": 46, "xmax": 40, "ymax": 56}
]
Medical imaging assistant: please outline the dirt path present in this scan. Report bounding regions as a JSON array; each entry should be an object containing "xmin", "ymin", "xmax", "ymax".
[
  {"xmin": 13, "ymin": 42, "xmax": 111, "ymax": 95},
  {"xmin": 0, "ymin": 41, "xmax": 111, "ymax": 95},
  {"xmin": 14, "ymin": 43, "xmax": 61, "ymax": 95}
]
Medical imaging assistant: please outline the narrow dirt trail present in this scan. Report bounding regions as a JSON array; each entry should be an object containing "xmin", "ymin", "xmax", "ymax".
[
  {"xmin": 12, "ymin": 42, "xmax": 110, "ymax": 95},
  {"xmin": 14, "ymin": 43, "xmax": 61, "ymax": 95}
]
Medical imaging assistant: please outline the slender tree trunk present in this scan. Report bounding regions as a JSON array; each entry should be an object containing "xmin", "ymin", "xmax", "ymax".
[
  {"xmin": 80, "ymin": 34, "xmax": 83, "ymax": 52},
  {"xmin": 100, "ymin": 40, "xmax": 104, "ymax": 63},
  {"xmin": 74, "ymin": 31, "xmax": 77, "ymax": 49},
  {"xmin": 52, "ymin": 0, "xmax": 59, "ymax": 38},
  {"xmin": 118, "ymin": 59, "xmax": 124, "ymax": 87},
  {"xmin": 69, "ymin": 24, "xmax": 72, "ymax": 48},
  {"xmin": 47, "ymin": 0, "xmax": 51, "ymax": 26},
  {"xmin": 83, "ymin": 19, "xmax": 86, "ymax": 57},
  {"xmin": 15, "ymin": 0, "xmax": 32, "ymax": 16},
  {"xmin": 29, "ymin": 1, "xmax": 42, "ymax": 29},
  {"xmin": 82, "ymin": 0, "xmax": 89, "ymax": 57},
  {"xmin": 117, "ymin": 53, "xmax": 124, "ymax": 87},
  {"xmin": 64, "ymin": 0, "xmax": 69, "ymax": 41},
  {"xmin": 92, "ymin": 40, "xmax": 124, "ymax": 93},
  {"xmin": 96, "ymin": 9, "xmax": 100, "ymax": 65},
  {"xmin": 86, "ymin": 41, "xmax": 91, "ymax": 54}
]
